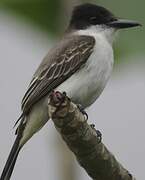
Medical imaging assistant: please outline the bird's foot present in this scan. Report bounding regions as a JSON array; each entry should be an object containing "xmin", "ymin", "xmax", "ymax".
[
  {"xmin": 77, "ymin": 104, "xmax": 88, "ymax": 121},
  {"xmin": 90, "ymin": 124, "xmax": 102, "ymax": 143}
]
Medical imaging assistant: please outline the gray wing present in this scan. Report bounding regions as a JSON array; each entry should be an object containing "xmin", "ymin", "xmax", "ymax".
[{"xmin": 21, "ymin": 35, "xmax": 95, "ymax": 113}]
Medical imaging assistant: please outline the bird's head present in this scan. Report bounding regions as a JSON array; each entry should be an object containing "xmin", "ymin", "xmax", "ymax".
[{"xmin": 69, "ymin": 3, "xmax": 141, "ymax": 32}]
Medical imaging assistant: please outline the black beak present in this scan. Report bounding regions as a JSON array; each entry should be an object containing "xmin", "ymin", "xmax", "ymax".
[{"xmin": 107, "ymin": 19, "xmax": 142, "ymax": 29}]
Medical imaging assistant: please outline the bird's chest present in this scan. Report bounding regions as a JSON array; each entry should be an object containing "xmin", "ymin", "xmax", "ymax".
[{"xmin": 57, "ymin": 36, "xmax": 114, "ymax": 108}]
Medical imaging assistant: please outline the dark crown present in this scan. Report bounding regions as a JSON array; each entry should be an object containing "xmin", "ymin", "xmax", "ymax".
[{"xmin": 69, "ymin": 3, "xmax": 117, "ymax": 29}]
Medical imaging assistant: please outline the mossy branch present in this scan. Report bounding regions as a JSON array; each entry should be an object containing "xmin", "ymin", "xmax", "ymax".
[{"xmin": 48, "ymin": 91, "xmax": 136, "ymax": 180}]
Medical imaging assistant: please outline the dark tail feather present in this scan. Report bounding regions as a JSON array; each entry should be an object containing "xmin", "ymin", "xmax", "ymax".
[
  {"xmin": 0, "ymin": 136, "xmax": 22, "ymax": 180},
  {"xmin": 0, "ymin": 114, "xmax": 26, "ymax": 180}
]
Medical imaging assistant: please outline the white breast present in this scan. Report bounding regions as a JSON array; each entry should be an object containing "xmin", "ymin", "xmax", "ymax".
[{"xmin": 57, "ymin": 27, "xmax": 114, "ymax": 108}]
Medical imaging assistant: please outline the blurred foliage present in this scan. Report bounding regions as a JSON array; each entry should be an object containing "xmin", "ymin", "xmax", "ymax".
[
  {"xmin": 0, "ymin": 0, "xmax": 61, "ymax": 34},
  {"xmin": 0, "ymin": 0, "xmax": 144, "ymax": 64}
]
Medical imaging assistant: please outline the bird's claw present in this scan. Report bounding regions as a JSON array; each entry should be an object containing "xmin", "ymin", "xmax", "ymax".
[
  {"xmin": 90, "ymin": 124, "xmax": 102, "ymax": 143},
  {"xmin": 96, "ymin": 130, "xmax": 102, "ymax": 143},
  {"xmin": 77, "ymin": 104, "xmax": 88, "ymax": 121}
]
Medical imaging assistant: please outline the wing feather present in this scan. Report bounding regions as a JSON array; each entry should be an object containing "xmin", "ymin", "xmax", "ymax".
[{"xmin": 22, "ymin": 35, "xmax": 95, "ymax": 113}]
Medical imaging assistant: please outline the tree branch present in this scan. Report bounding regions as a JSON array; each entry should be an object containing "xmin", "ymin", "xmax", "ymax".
[{"xmin": 48, "ymin": 91, "xmax": 136, "ymax": 180}]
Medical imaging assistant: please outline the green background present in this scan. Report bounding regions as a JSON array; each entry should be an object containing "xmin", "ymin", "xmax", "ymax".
[{"xmin": 0, "ymin": 0, "xmax": 144, "ymax": 65}]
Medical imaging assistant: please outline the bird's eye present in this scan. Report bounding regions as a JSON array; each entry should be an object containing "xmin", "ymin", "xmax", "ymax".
[{"xmin": 90, "ymin": 17, "xmax": 97, "ymax": 24}]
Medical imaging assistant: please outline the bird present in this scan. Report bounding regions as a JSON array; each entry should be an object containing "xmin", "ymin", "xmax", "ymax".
[{"xmin": 0, "ymin": 3, "xmax": 141, "ymax": 180}]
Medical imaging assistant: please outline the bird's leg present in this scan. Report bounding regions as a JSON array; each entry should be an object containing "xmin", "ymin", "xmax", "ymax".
[
  {"xmin": 77, "ymin": 104, "xmax": 88, "ymax": 121},
  {"xmin": 90, "ymin": 124, "xmax": 102, "ymax": 143}
]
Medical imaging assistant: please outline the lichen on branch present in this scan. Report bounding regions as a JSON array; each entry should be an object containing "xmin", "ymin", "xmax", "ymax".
[{"xmin": 48, "ymin": 91, "xmax": 135, "ymax": 180}]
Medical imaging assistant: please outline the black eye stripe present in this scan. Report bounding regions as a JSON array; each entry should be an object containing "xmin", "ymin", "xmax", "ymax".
[
  {"xmin": 89, "ymin": 17, "xmax": 97, "ymax": 24},
  {"xmin": 90, "ymin": 17, "xmax": 97, "ymax": 21}
]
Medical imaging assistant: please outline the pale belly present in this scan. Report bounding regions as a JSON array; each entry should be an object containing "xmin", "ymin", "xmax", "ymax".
[{"xmin": 57, "ymin": 63, "xmax": 112, "ymax": 108}]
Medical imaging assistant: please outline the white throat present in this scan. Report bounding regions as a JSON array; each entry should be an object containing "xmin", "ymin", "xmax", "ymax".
[{"xmin": 77, "ymin": 25, "xmax": 116, "ymax": 44}]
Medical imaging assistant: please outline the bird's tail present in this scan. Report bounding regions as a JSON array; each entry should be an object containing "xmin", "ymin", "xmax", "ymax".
[
  {"xmin": 0, "ymin": 115, "xmax": 25, "ymax": 180},
  {"xmin": 0, "ymin": 137, "xmax": 21, "ymax": 180}
]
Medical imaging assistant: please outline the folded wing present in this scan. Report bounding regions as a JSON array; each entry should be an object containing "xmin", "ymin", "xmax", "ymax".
[{"xmin": 21, "ymin": 35, "xmax": 95, "ymax": 113}]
